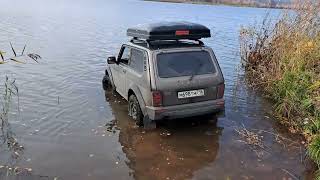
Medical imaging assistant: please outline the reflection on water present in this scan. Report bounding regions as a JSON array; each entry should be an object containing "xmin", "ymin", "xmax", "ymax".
[
  {"xmin": 106, "ymin": 92, "xmax": 223, "ymax": 180},
  {"xmin": 105, "ymin": 91, "xmax": 313, "ymax": 180}
]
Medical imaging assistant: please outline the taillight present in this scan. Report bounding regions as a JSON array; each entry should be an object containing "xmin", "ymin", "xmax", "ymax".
[
  {"xmin": 217, "ymin": 84, "xmax": 225, "ymax": 99},
  {"xmin": 152, "ymin": 91, "xmax": 162, "ymax": 107},
  {"xmin": 175, "ymin": 30, "xmax": 190, "ymax": 36}
]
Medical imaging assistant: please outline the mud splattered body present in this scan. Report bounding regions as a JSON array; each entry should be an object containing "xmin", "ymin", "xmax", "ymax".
[{"xmin": 0, "ymin": 0, "xmax": 314, "ymax": 179}]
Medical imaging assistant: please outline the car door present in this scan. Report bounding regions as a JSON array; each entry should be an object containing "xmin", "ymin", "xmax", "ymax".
[
  {"xmin": 114, "ymin": 45, "xmax": 131, "ymax": 98},
  {"xmin": 126, "ymin": 47, "xmax": 150, "ymax": 99}
]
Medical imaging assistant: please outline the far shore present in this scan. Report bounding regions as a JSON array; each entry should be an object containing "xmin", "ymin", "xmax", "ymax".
[{"xmin": 144, "ymin": 0, "xmax": 293, "ymax": 9}]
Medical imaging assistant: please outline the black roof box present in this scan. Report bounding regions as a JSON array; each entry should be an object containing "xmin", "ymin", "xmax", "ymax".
[{"xmin": 127, "ymin": 22, "xmax": 211, "ymax": 41}]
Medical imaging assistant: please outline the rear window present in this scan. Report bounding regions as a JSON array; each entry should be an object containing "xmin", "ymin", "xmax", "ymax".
[{"xmin": 156, "ymin": 51, "xmax": 216, "ymax": 78}]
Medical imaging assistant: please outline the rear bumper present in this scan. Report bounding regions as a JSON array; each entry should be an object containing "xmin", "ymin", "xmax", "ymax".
[{"xmin": 145, "ymin": 99, "xmax": 225, "ymax": 120}]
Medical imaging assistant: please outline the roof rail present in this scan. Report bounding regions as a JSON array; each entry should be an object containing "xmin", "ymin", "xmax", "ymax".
[
  {"xmin": 130, "ymin": 37, "xmax": 151, "ymax": 48},
  {"xmin": 196, "ymin": 40, "xmax": 204, "ymax": 45},
  {"xmin": 130, "ymin": 37, "xmax": 204, "ymax": 48}
]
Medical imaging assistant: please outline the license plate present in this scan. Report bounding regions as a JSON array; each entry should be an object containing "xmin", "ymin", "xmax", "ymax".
[{"xmin": 178, "ymin": 89, "xmax": 205, "ymax": 99}]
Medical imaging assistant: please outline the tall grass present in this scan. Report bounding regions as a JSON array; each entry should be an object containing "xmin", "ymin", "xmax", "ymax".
[{"xmin": 239, "ymin": 0, "xmax": 320, "ymax": 177}]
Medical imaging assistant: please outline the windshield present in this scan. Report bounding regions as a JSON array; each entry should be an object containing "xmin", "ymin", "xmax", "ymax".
[{"xmin": 156, "ymin": 51, "xmax": 216, "ymax": 78}]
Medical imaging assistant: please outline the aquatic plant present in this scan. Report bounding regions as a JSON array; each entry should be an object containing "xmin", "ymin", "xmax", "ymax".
[
  {"xmin": 1, "ymin": 76, "xmax": 17, "ymax": 144},
  {"xmin": 0, "ymin": 43, "xmax": 41, "ymax": 64},
  {"xmin": 239, "ymin": 0, "xmax": 320, "ymax": 177},
  {"xmin": 0, "ymin": 43, "xmax": 40, "ymax": 161}
]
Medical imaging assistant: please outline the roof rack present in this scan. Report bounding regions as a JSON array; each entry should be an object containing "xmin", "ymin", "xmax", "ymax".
[
  {"xmin": 127, "ymin": 22, "xmax": 211, "ymax": 41},
  {"xmin": 130, "ymin": 38, "xmax": 205, "ymax": 48}
]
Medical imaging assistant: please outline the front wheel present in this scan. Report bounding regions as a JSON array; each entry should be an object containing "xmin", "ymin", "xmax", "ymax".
[
  {"xmin": 102, "ymin": 75, "xmax": 112, "ymax": 91},
  {"xmin": 128, "ymin": 95, "xmax": 143, "ymax": 126}
]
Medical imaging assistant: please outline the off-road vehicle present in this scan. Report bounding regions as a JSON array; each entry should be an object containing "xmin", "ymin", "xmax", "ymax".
[{"xmin": 103, "ymin": 22, "xmax": 225, "ymax": 127}]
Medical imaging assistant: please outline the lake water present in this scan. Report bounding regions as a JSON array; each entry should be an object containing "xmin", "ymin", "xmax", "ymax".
[{"xmin": 0, "ymin": 0, "xmax": 314, "ymax": 179}]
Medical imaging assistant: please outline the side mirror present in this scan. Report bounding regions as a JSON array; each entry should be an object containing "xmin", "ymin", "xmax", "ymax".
[{"xmin": 107, "ymin": 56, "xmax": 117, "ymax": 64}]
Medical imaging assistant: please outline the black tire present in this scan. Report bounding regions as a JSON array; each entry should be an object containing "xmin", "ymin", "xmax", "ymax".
[
  {"xmin": 128, "ymin": 95, "xmax": 143, "ymax": 126},
  {"xmin": 102, "ymin": 75, "xmax": 112, "ymax": 91}
]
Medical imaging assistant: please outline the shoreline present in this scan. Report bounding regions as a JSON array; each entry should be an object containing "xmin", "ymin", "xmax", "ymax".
[{"xmin": 239, "ymin": 1, "xmax": 320, "ymax": 178}]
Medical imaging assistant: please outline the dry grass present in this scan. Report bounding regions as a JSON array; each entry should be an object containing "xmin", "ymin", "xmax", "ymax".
[
  {"xmin": 235, "ymin": 126, "xmax": 264, "ymax": 148},
  {"xmin": 235, "ymin": 125, "xmax": 302, "ymax": 159},
  {"xmin": 239, "ymin": 1, "xmax": 320, "ymax": 176},
  {"xmin": 240, "ymin": 1, "xmax": 320, "ymax": 133}
]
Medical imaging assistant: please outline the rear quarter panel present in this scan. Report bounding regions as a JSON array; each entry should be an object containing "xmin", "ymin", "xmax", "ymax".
[{"xmin": 125, "ymin": 45, "xmax": 153, "ymax": 114}]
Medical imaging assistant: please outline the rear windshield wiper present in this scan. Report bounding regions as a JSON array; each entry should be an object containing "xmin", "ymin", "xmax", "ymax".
[{"xmin": 189, "ymin": 63, "xmax": 203, "ymax": 81}]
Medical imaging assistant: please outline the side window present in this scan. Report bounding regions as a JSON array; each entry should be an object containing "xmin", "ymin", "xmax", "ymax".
[
  {"xmin": 119, "ymin": 46, "xmax": 130, "ymax": 65},
  {"xmin": 129, "ymin": 48, "xmax": 145, "ymax": 73}
]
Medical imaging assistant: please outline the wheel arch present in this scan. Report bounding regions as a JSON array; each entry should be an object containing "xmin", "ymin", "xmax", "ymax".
[
  {"xmin": 127, "ymin": 86, "xmax": 146, "ymax": 116},
  {"xmin": 105, "ymin": 66, "xmax": 115, "ymax": 88}
]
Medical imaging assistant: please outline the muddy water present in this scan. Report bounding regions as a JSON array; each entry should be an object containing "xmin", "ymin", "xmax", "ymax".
[{"xmin": 0, "ymin": 0, "xmax": 314, "ymax": 179}]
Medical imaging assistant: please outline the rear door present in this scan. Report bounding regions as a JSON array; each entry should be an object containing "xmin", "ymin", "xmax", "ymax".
[{"xmin": 154, "ymin": 48, "xmax": 224, "ymax": 106}]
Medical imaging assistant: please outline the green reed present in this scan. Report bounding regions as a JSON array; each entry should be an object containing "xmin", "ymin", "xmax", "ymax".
[{"xmin": 239, "ymin": 0, "xmax": 320, "ymax": 177}]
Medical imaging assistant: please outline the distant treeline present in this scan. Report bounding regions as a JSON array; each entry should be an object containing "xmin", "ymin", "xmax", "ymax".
[{"xmin": 146, "ymin": 0, "xmax": 293, "ymax": 9}]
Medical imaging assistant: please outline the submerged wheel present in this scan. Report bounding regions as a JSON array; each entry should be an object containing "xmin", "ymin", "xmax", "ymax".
[
  {"xmin": 102, "ymin": 75, "xmax": 112, "ymax": 91},
  {"xmin": 128, "ymin": 95, "xmax": 143, "ymax": 126}
]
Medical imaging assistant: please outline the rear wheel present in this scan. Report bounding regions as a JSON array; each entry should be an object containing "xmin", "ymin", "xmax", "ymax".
[{"xmin": 128, "ymin": 95, "xmax": 143, "ymax": 126}]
